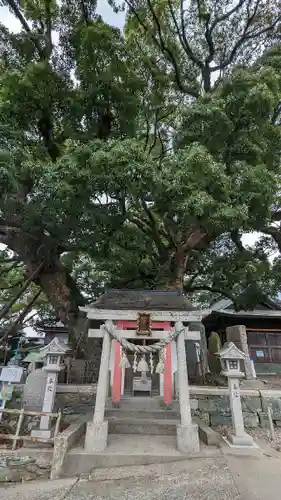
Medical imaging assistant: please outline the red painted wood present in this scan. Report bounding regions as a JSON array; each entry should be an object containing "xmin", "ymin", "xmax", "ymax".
[
  {"xmin": 112, "ymin": 319, "xmax": 172, "ymax": 403},
  {"xmin": 164, "ymin": 343, "xmax": 173, "ymax": 405}
]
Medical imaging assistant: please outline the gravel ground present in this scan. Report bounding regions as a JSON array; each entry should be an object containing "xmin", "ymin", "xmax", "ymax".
[
  {"xmin": 214, "ymin": 424, "xmax": 281, "ymax": 452},
  {"xmin": 2, "ymin": 453, "xmax": 281, "ymax": 500},
  {"xmin": 0, "ymin": 457, "xmax": 242, "ymax": 500}
]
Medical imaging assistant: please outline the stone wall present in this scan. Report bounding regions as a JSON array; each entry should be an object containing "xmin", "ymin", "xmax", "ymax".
[
  {"xmin": 10, "ymin": 383, "xmax": 281, "ymax": 429},
  {"xmin": 255, "ymin": 363, "xmax": 281, "ymax": 374},
  {"xmin": 0, "ymin": 456, "xmax": 51, "ymax": 483},
  {"xmin": 56, "ymin": 384, "xmax": 96, "ymax": 416},
  {"xmin": 189, "ymin": 387, "xmax": 281, "ymax": 428},
  {"xmin": 51, "ymin": 414, "xmax": 89, "ymax": 479},
  {"xmin": 9, "ymin": 384, "xmax": 96, "ymax": 417},
  {"xmin": 54, "ymin": 385, "xmax": 281, "ymax": 428}
]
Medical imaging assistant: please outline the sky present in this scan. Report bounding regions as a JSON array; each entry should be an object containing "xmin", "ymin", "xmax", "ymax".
[{"xmin": 0, "ymin": 1, "xmax": 125, "ymax": 32}]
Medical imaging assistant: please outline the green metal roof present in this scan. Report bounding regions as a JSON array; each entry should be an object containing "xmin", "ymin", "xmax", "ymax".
[{"xmin": 22, "ymin": 351, "xmax": 44, "ymax": 363}]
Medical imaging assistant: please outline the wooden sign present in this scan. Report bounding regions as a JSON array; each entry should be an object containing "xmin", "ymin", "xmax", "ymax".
[{"xmin": 137, "ymin": 313, "xmax": 151, "ymax": 336}]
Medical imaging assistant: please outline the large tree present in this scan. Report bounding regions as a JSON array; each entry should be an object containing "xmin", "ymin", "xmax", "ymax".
[
  {"xmin": 0, "ymin": 0, "xmax": 146, "ymax": 338},
  {"xmin": 0, "ymin": 0, "xmax": 281, "ymax": 344}
]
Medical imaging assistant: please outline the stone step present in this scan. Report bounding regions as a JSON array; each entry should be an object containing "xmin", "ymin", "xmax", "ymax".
[
  {"xmin": 107, "ymin": 416, "xmax": 179, "ymax": 435},
  {"xmin": 63, "ymin": 434, "xmax": 191, "ymax": 477},
  {"xmin": 105, "ymin": 408, "xmax": 180, "ymax": 420},
  {"xmin": 62, "ymin": 434, "xmax": 221, "ymax": 477},
  {"xmin": 108, "ymin": 396, "xmax": 179, "ymax": 411}
]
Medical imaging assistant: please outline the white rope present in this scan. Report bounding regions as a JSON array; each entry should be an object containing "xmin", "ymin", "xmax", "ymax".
[{"xmin": 104, "ymin": 323, "xmax": 184, "ymax": 353}]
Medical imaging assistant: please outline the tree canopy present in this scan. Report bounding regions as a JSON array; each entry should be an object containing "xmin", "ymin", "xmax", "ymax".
[{"xmin": 0, "ymin": 0, "xmax": 281, "ymax": 345}]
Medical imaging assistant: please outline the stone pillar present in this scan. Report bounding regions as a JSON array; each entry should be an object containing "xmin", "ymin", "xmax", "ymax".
[
  {"xmin": 30, "ymin": 337, "xmax": 68, "ymax": 441},
  {"xmin": 226, "ymin": 325, "xmax": 254, "ymax": 380},
  {"xmin": 85, "ymin": 321, "xmax": 112, "ymax": 452},
  {"xmin": 226, "ymin": 375, "xmax": 254, "ymax": 447},
  {"xmin": 40, "ymin": 371, "xmax": 58, "ymax": 432},
  {"xmin": 189, "ymin": 322, "xmax": 209, "ymax": 376},
  {"xmin": 31, "ymin": 370, "xmax": 59, "ymax": 440},
  {"xmin": 176, "ymin": 322, "xmax": 199, "ymax": 453}
]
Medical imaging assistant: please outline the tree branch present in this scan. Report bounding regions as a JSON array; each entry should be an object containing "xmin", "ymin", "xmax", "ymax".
[
  {"xmin": 148, "ymin": 114, "xmax": 158, "ymax": 155},
  {"xmin": 44, "ymin": 0, "xmax": 53, "ymax": 59},
  {"xmin": 143, "ymin": 115, "xmax": 150, "ymax": 151},
  {"xmin": 162, "ymin": 214, "xmax": 177, "ymax": 247},
  {"xmin": 212, "ymin": 6, "xmax": 281, "ymax": 72},
  {"xmin": 187, "ymin": 284, "xmax": 235, "ymax": 302},
  {"xmin": 209, "ymin": 0, "xmax": 247, "ymax": 35},
  {"xmin": 261, "ymin": 226, "xmax": 281, "ymax": 251},
  {"xmin": 140, "ymin": 200, "xmax": 169, "ymax": 260},
  {"xmin": 80, "ymin": 0, "xmax": 90, "ymax": 23},
  {"xmin": 271, "ymin": 102, "xmax": 281, "ymax": 124},
  {"xmin": 271, "ymin": 211, "xmax": 281, "ymax": 222},
  {"xmin": 0, "ymin": 289, "xmax": 41, "ymax": 342},
  {"xmin": 167, "ymin": 0, "xmax": 203, "ymax": 68},
  {"xmin": 6, "ymin": 0, "xmax": 43, "ymax": 56},
  {"xmin": 38, "ymin": 111, "xmax": 61, "ymax": 162},
  {"xmin": 181, "ymin": 226, "xmax": 209, "ymax": 251},
  {"xmin": 230, "ymin": 229, "xmax": 245, "ymax": 252},
  {"xmin": 125, "ymin": 0, "xmax": 199, "ymax": 97},
  {"xmin": 131, "ymin": 215, "xmax": 151, "ymax": 234},
  {"xmin": 0, "ymin": 262, "xmax": 43, "ymax": 321}
]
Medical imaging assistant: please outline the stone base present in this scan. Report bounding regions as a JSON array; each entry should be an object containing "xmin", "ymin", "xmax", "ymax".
[
  {"xmin": 224, "ymin": 432, "xmax": 256, "ymax": 448},
  {"xmin": 176, "ymin": 423, "xmax": 200, "ymax": 454},
  {"xmin": 112, "ymin": 402, "xmax": 121, "ymax": 409},
  {"xmin": 84, "ymin": 420, "xmax": 108, "ymax": 452},
  {"xmin": 31, "ymin": 429, "xmax": 52, "ymax": 440}
]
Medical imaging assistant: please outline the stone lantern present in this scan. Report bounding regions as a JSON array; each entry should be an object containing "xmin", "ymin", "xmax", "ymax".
[
  {"xmin": 216, "ymin": 342, "xmax": 255, "ymax": 447},
  {"xmin": 31, "ymin": 337, "xmax": 69, "ymax": 440}
]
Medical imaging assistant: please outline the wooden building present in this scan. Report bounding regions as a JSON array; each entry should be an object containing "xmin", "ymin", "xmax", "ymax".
[
  {"xmin": 36, "ymin": 320, "xmax": 69, "ymax": 346},
  {"xmin": 203, "ymin": 298, "xmax": 281, "ymax": 373}
]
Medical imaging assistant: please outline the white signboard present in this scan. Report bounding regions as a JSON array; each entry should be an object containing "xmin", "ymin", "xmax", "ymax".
[
  {"xmin": 0, "ymin": 366, "xmax": 23, "ymax": 383},
  {"xmin": 256, "ymin": 351, "xmax": 264, "ymax": 358}
]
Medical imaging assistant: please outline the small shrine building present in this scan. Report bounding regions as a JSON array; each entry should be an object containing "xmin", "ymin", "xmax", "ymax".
[{"xmin": 81, "ymin": 290, "xmax": 209, "ymax": 454}]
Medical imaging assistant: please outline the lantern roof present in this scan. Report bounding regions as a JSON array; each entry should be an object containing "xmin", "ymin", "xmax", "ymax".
[
  {"xmin": 216, "ymin": 342, "xmax": 247, "ymax": 360},
  {"xmin": 40, "ymin": 337, "xmax": 69, "ymax": 357}
]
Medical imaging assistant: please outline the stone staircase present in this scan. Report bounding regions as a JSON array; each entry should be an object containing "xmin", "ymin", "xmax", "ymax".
[
  {"xmin": 60, "ymin": 396, "xmax": 215, "ymax": 478},
  {"xmin": 106, "ymin": 396, "xmax": 180, "ymax": 435}
]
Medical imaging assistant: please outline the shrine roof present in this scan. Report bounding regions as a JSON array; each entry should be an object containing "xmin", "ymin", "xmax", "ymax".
[
  {"xmin": 40, "ymin": 336, "xmax": 69, "ymax": 356},
  {"xmin": 89, "ymin": 289, "xmax": 195, "ymax": 311}
]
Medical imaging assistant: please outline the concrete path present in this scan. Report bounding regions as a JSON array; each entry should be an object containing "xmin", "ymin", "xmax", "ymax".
[{"xmin": 1, "ymin": 453, "xmax": 281, "ymax": 500}]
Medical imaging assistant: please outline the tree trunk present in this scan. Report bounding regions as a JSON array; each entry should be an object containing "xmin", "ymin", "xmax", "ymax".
[
  {"xmin": 167, "ymin": 247, "xmax": 187, "ymax": 291},
  {"xmin": 167, "ymin": 228, "xmax": 210, "ymax": 290},
  {"xmin": 0, "ymin": 228, "xmax": 86, "ymax": 344}
]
